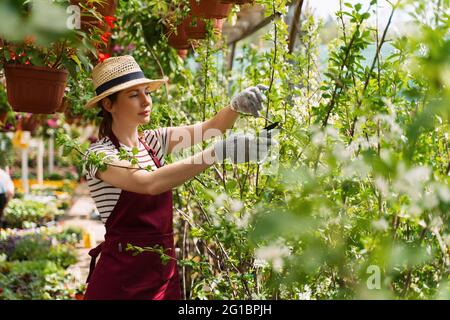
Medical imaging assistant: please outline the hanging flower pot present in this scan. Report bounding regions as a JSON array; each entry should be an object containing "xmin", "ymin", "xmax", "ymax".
[
  {"xmin": 190, "ymin": 0, "xmax": 232, "ymax": 19},
  {"xmin": 165, "ymin": 22, "xmax": 191, "ymax": 50},
  {"xmin": 220, "ymin": 0, "xmax": 254, "ymax": 4},
  {"xmin": 4, "ymin": 64, "xmax": 68, "ymax": 114},
  {"xmin": 56, "ymin": 97, "xmax": 68, "ymax": 113},
  {"xmin": 185, "ymin": 17, "xmax": 223, "ymax": 40},
  {"xmin": 184, "ymin": 15, "xmax": 208, "ymax": 40}
]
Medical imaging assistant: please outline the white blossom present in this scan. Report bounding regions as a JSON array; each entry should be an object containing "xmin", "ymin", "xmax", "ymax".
[
  {"xmin": 422, "ymin": 192, "xmax": 438, "ymax": 210},
  {"xmin": 230, "ymin": 199, "xmax": 243, "ymax": 212},
  {"xmin": 332, "ymin": 143, "xmax": 352, "ymax": 162},
  {"xmin": 374, "ymin": 176, "xmax": 390, "ymax": 198},
  {"xmin": 403, "ymin": 166, "xmax": 431, "ymax": 185},
  {"xmin": 342, "ymin": 158, "xmax": 370, "ymax": 178},
  {"xmin": 255, "ymin": 241, "xmax": 291, "ymax": 272},
  {"xmin": 297, "ymin": 285, "xmax": 313, "ymax": 300},
  {"xmin": 393, "ymin": 164, "xmax": 431, "ymax": 198},
  {"xmin": 312, "ymin": 130, "xmax": 326, "ymax": 146},
  {"xmin": 215, "ymin": 193, "xmax": 228, "ymax": 207},
  {"xmin": 372, "ymin": 218, "xmax": 389, "ymax": 231},
  {"xmin": 436, "ymin": 184, "xmax": 450, "ymax": 203},
  {"xmin": 235, "ymin": 212, "xmax": 251, "ymax": 229}
]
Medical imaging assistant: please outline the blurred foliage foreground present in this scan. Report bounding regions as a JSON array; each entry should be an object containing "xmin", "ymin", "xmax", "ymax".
[
  {"xmin": 153, "ymin": 0, "xmax": 449, "ymax": 300},
  {"xmin": 7, "ymin": 0, "xmax": 448, "ymax": 299}
]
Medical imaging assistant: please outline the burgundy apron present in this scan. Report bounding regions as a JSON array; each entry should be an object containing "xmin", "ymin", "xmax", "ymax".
[{"xmin": 84, "ymin": 131, "xmax": 181, "ymax": 300}]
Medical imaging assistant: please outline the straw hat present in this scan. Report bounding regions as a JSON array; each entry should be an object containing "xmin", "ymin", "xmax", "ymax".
[{"xmin": 85, "ymin": 55, "xmax": 167, "ymax": 108}]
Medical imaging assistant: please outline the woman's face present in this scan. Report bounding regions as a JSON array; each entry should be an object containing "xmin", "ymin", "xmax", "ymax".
[{"xmin": 105, "ymin": 83, "xmax": 153, "ymax": 125}]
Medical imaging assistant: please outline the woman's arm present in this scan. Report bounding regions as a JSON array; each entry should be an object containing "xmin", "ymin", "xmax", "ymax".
[
  {"xmin": 165, "ymin": 106, "xmax": 239, "ymax": 155},
  {"xmin": 96, "ymin": 130, "xmax": 275, "ymax": 195},
  {"xmin": 97, "ymin": 147, "xmax": 216, "ymax": 195}
]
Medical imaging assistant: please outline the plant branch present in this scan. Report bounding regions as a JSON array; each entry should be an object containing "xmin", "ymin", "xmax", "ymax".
[{"xmin": 348, "ymin": 2, "xmax": 397, "ymax": 142}]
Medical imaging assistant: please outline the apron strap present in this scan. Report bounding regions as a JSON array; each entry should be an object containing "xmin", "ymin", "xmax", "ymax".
[
  {"xmin": 108, "ymin": 130, "xmax": 162, "ymax": 168},
  {"xmin": 86, "ymin": 242, "xmax": 104, "ymax": 283},
  {"xmin": 138, "ymin": 136, "xmax": 162, "ymax": 168}
]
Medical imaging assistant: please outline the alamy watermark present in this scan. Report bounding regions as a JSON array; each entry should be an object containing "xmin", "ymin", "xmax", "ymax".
[
  {"xmin": 366, "ymin": 265, "xmax": 381, "ymax": 290},
  {"xmin": 66, "ymin": 5, "xmax": 81, "ymax": 30}
]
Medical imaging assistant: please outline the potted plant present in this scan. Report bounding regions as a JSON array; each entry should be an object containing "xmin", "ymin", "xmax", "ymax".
[
  {"xmin": 161, "ymin": 4, "xmax": 193, "ymax": 50},
  {"xmin": 220, "ymin": 0, "xmax": 254, "ymax": 4},
  {"xmin": 0, "ymin": 2, "xmax": 110, "ymax": 114},
  {"xmin": 189, "ymin": 0, "xmax": 232, "ymax": 19},
  {"xmin": 3, "ymin": 60, "xmax": 69, "ymax": 114},
  {"xmin": 184, "ymin": 16, "xmax": 224, "ymax": 40},
  {"xmin": 166, "ymin": 24, "xmax": 191, "ymax": 50}
]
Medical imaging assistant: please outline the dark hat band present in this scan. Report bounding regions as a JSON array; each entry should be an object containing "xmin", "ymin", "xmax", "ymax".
[{"xmin": 95, "ymin": 71, "xmax": 145, "ymax": 96}]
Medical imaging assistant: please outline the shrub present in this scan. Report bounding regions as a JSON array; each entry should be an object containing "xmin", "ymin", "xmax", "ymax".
[
  {"xmin": 3, "ymin": 199, "xmax": 63, "ymax": 228},
  {"xmin": 51, "ymin": 226, "xmax": 84, "ymax": 245},
  {"xmin": 3, "ymin": 234, "xmax": 77, "ymax": 268},
  {"xmin": 0, "ymin": 260, "xmax": 77, "ymax": 300}
]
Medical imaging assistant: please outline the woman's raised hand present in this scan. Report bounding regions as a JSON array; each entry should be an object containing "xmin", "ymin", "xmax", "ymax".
[{"xmin": 230, "ymin": 84, "xmax": 268, "ymax": 117}]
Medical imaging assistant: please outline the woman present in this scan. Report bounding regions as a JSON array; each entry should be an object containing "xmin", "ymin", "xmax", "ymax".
[
  {"xmin": 0, "ymin": 167, "xmax": 14, "ymax": 225},
  {"xmin": 83, "ymin": 55, "xmax": 273, "ymax": 300}
]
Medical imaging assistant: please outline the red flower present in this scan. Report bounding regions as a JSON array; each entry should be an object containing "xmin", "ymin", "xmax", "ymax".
[
  {"xmin": 100, "ymin": 32, "xmax": 112, "ymax": 44},
  {"xmin": 98, "ymin": 52, "xmax": 110, "ymax": 63},
  {"xmin": 104, "ymin": 16, "xmax": 117, "ymax": 29}
]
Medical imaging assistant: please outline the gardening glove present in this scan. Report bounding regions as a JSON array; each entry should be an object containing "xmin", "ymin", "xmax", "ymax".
[
  {"xmin": 230, "ymin": 84, "xmax": 268, "ymax": 117},
  {"xmin": 214, "ymin": 132, "xmax": 275, "ymax": 164}
]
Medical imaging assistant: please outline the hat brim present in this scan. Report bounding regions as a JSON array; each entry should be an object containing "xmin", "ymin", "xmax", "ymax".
[{"xmin": 85, "ymin": 77, "xmax": 167, "ymax": 109}]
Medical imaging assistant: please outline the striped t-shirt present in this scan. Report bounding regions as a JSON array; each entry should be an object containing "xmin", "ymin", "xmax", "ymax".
[{"xmin": 85, "ymin": 128, "xmax": 169, "ymax": 223}]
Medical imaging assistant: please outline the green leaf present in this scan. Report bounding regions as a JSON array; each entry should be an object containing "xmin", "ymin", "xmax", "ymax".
[{"xmin": 70, "ymin": 54, "xmax": 83, "ymax": 72}]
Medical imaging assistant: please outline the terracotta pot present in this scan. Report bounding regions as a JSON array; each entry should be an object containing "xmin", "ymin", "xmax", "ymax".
[
  {"xmin": 184, "ymin": 15, "xmax": 207, "ymax": 40},
  {"xmin": 220, "ymin": 0, "xmax": 253, "ymax": 4},
  {"xmin": 190, "ymin": 0, "xmax": 232, "ymax": 19},
  {"xmin": 56, "ymin": 97, "xmax": 68, "ymax": 113},
  {"xmin": 166, "ymin": 23, "xmax": 190, "ymax": 49},
  {"xmin": 185, "ymin": 17, "xmax": 223, "ymax": 40},
  {"xmin": 5, "ymin": 64, "xmax": 68, "ymax": 114},
  {"xmin": 4, "ymin": 64, "xmax": 68, "ymax": 114}
]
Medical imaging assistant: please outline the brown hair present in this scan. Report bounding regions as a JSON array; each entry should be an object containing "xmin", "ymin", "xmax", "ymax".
[{"xmin": 98, "ymin": 92, "xmax": 119, "ymax": 139}]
